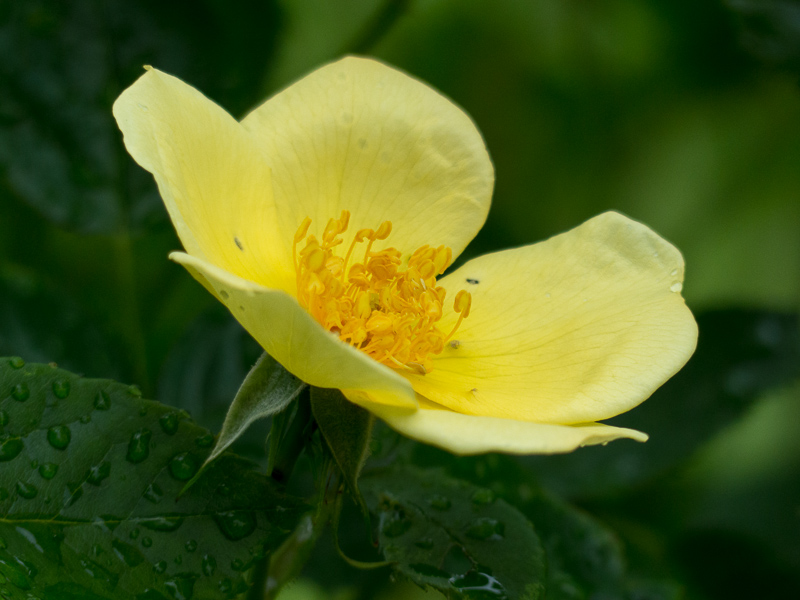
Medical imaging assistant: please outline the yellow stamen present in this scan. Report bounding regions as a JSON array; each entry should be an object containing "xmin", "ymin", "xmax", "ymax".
[{"xmin": 293, "ymin": 212, "xmax": 471, "ymax": 374}]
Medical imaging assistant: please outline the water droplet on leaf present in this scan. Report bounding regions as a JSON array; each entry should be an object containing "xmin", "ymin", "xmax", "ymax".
[
  {"xmin": 128, "ymin": 385, "xmax": 142, "ymax": 398},
  {"xmin": 159, "ymin": 412, "xmax": 179, "ymax": 435},
  {"xmin": 471, "ymin": 489, "xmax": 495, "ymax": 506},
  {"xmin": 213, "ymin": 510, "xmax": 257, "ymax": 541},
  {"xmin": 47, "ymin": 426, "xmax": 71, "ymax": 450},
  {"xmin": 194, "ymin": 434, "xmax": 214, "ymax": 448},
  {"xmin": 38, "ymin": 463, "xmax": 58, "ymax": 479},
  {"xmin": 127, "ymin": 429, "xmax": 152, "ymax": 463},
  {"xmin": 164, "ymin": 575, "xmax": 195, "ymax": 600},
  {"xmin": 449, "ymin": 571, "xmax": 507, "ymax": 598},
  {"xmin": 16, "ymin": 481, "xmax": 37, "ymax": 499},
  {"xmin": 11, "ymin": 383, "xmax": 30, "ymax": 402},
  {"xmin": 201, "ymin": 555, "xmax": 216, "ymax": 576},
  {"xmin": 52, "ymin": 380, "xmax": 70, "ymax": 399},
  {"xmin": 94, "ymin": 391, "xmax": 111, "ymax": 410},
  {"xmin": 154, "ymin": 560, "xmax": 167, "ymax": 574},
  {"xmin": 169, "ymin": 453, "xmax": 198, "ymax": 481},
  {"xmin": 87, "ymin": 461, "xmax": 111, "ymax": 486},
  {"xmin": 185, "ymin": 540, "xmax": 197, "ymax": 553},
  {"xmin": 112, "ymin": 539, "xmax": 145, "ymax": 567},
  {"xmin": 141, "ymin": 537, "xmax": 153, "ymax": 548},
  {"xmin": 143, "ymin": 483, "xmax": 163, "ymax": 504},
  {"xmin": 140, "ymin": 516, "xmax": 184, "ymax": 532},
  {"xmin": 466, "ymin": 518, "xmax": 505, "ymax": 541},
  {"xmin": 9, "ymin": 357, "xmax": 25, "ymax": 369}
]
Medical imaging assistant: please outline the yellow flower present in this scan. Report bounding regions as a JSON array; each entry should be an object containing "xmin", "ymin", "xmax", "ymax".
[{"xmin": 113, "ymin": 57, "xmax": 697, "ymax": 455}]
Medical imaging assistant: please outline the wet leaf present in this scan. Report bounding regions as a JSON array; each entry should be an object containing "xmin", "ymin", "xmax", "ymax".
[
  {"xmin": 362, "ymin": 465, "xmax": 546, "ymax": 600},
  {"xmin": 0, "ymin": 358, "xmax": 305, "ymax": 599}
]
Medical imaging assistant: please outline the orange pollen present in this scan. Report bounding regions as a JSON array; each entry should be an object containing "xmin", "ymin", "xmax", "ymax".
[{"xmin": 293, "ymin": 211, "xmax": 470, "ymax": 375}]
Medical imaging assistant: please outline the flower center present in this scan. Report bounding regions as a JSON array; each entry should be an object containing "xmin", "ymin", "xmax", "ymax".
[{"xmin": 293, "ymin": 211, "xmax": 471, "ymax": 375}]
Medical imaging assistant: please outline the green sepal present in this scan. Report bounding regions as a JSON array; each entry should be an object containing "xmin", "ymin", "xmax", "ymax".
[
  {"xmin": 182, "ymin": 352, "xmax": 306, "ymax": 494},
  {"xmin": 310, "ymin": 387, "xmax": 373, "ymax": 517}
]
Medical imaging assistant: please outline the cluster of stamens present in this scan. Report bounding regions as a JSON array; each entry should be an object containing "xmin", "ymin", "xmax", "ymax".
[{"xmin": 293, "ymin": 211, "xmax": 471, "ymax": 375}]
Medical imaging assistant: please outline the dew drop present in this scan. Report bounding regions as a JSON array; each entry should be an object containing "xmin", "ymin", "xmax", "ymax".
[
  {"xmin": 16, "ymin": 481, "xmax": 38, "ymax": 499},
  {"xmin": 47, "ymin": 426, "xmax": 71, "ymax": 450},
  {"xmin": 164, "ymin": 575, "xmax": 196, "ymax": 600},
  {"xmin": 94, "ymin": 391, "xmax": 111, "ymax": 410},
  {"xmin": 38, "ymin": 463, "xmax": 58, "ymax": 480},
  {"xmin": 87, "ymin": 461, "xmax": 111, "ymax": 486},
  {"xmin": 545, "ymin": 292, "xmax": 551, "ymax": 298},
  {"xmin": 0, "ymin": 410, "xmax": 8, "ymax": 426},
  {"xmin": 213, "ymin": 510, "xmax": 257, "ymax": 541},
  {"xmin": 0, "ymin": 435, "xmax": 23, "ymax": 462},
  {"xmin": 79, "ymin": 415, "xmax": 91, "ymax": 424},
  {"xmin": 201, "ymin": 554, "xmax": 217, "ymax": 576},
  {"xmin": 143, "ymin": 483, "xmax": 163, "ymax": 504},
  {"xmin": 141, "ymin": 537, "xmax": 153, "ymax": 548},
  {"xmin": 185, "ymin": 540, "xmax": 197, "ymax": 553},
  {"xmin": 380, "ymin": 511, "xmax": 412, "ymax": 538},
  {"xmin": 471, "ymin": 488, "xmax": 496, "ymax": 506},
  {"xmin": 169, "ymin": 453, "xmax": 198, "ymax": 481},
  {"xmin": 11, "ymin": 383, "xmax": 30, "ymax": 402},
  {"xmin": 112, "ymin": 539, "xmax": 145, "ymax": 567},
  {"xmin": 429, "ymin": 495, "xmax": 451, "ymax": 510},
  {"xmin": 80, "ymin": 558, "xmax": 119, "ymax": 588},
  {"xmin": 9, "ymin": 357, "xmax": 25, "ymax": 369},
  {"xmin": 466, "ymin": 518, "xmax": 505, "ymax": 541},
  {"xmin": 129, "ymin": 528, "xmax": 140, "ymax": 540},
  {"xmin": 0, "ymin": 555, "xmax": 37, "ymax": 590},
  {"xmin": 154, "ymin": 560, "xmax": 167, "ymax": 574},
  {"xmin": 230, "ymin": 558, "xmax": 245, "ymax": 571},
  {"xmin": 194, "ymin": 434, "xmax": 214, "ymax": 448},
  {"xmin": 218, "ymin": 579, "xmax": 232, "ymax": 593},
  {"xmin": 141, "ymin": 516, "xmax": 185, "ymax": 532},
  {"xmin": 670, "ymin": 269, "xmax": 678, "ymax": 276},
  {"xmin": 174, "ymin": 555, "xmax": 182, "ymax": 565},
  {"xmin": 670, "ymin": 282, "xmax": 683, "ymax": 293},
  {"xmin": 159, "ymin": 412, "xmax": 179, "ymax": 435},
  {"xmin": 127, "ymin": 429, "xmax": 152, "ymax": 463},
  {"xmin": 52, "ymin": 379, "xmax": 70, "ymax": 399},
  {"xmin": 128, "ymin": 385, "xmax": 143, "ymax": 398},
  {"xmin": 449, "ymin": 571, "xmax": 507, "ymax": 598}
]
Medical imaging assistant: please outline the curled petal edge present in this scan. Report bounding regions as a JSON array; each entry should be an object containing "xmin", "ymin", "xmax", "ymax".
[{"xmin": 171, "ymin": 252, "xmax": 417, "ymax": 411}]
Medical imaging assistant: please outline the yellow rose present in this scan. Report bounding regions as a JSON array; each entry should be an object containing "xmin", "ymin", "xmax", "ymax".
[{"xmin": 113, "ymin": 57, "xmax": 697, "ymax": 455}]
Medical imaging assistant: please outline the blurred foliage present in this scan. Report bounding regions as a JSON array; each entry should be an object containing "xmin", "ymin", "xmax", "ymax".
[{"xmin": 1, "ymin": 0, "xmax": 799, "ymax": 598}]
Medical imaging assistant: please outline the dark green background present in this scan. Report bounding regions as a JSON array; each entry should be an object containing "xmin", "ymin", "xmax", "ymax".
[{"xmin": 1, "ymin": 1, "xmax": 799, "ymax": 598}]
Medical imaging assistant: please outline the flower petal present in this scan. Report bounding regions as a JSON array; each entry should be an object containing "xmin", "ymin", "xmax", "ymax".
[
  {"xmin": 171, "ymin": 252, "xmax": 417, "ymax": 410},
  {"xmin": 113, "ymin": 68, "xmax": 294, "ymax": 293},
  {"xmin": 408, "ymin": 212, "xmax": 698, "ymax": 424},
  {"xmin": 359, "ymin": 396, "xmax": 647, "ymax": 455},
  {"xmin": 241, "ymin": 56, "xmax": 493, "ymax": 260}
]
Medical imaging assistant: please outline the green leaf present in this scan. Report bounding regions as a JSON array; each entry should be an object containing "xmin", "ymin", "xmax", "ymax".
[
  {"xmin": 0, "ymin": 0, "xmax": 281, "ymax": 233},
  {"xmin": 407, "ymin": 449, "xmax": 639, "ymax": 599},
  {"xmin": 191, "ymin": 352, "xmax": 305, "ymax": 486},
  {"xmin": 522, "ymin": 309, "xmax": 800, "ymax": 498},
  {"xmin": 310, "ymin": 387, "xmax": 373, "ymax": 513},
  {"xmin": 361, "ymin": 466, "xmax": 546, "ymax": 600},
  {"xmin": 0, "ymin": 358, "xmax": 306, "ymax": 599}
]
